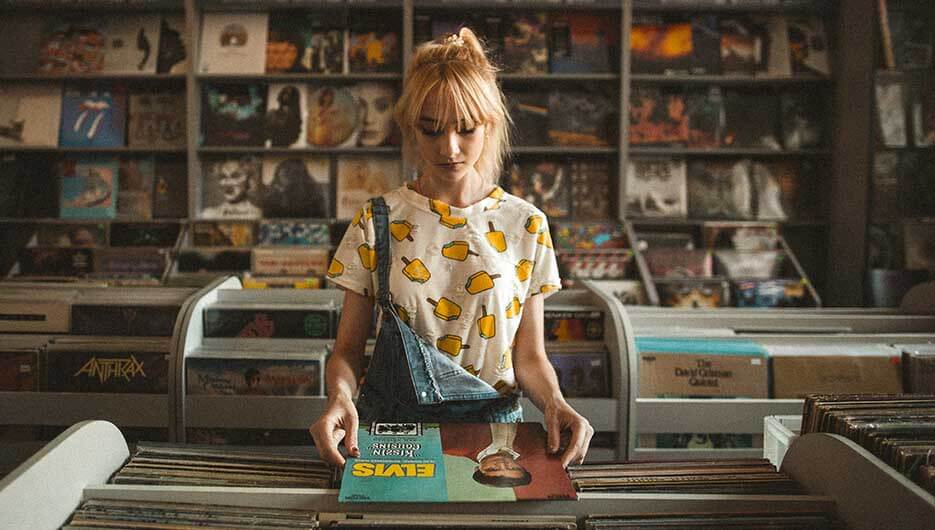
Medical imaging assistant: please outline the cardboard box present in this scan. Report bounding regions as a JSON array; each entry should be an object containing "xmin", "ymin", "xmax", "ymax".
[
  {"xmin": 768, "ymin": 344, "xmax": 903, "ymax": 398},
  {"xmin": 637, "ymin": 338, "xmax": 768, "ymax": 398}
]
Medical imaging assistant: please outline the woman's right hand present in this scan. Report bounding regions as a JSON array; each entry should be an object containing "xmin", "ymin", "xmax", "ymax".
[{"xmin": 309, "ymin": 394, "xmax": 360, "ymax": 467}]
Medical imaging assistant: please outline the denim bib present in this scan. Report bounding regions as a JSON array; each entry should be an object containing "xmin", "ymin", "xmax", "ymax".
[{"xmin": 356, "ymin": 197, "xmax": 522, "ymax": 424}]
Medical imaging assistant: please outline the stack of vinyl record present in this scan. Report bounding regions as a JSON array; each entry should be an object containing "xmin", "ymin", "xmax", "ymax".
[
  {"xmin": 109, "ymin": 443, "xmax": 335, "ymax": 488},
  {"xmin": 801, "ymin": 393, "xmax": 935, "ymax": 495},
  {"xmin": 62, "ymin": 499, "xmax": 319, "ymax": 529},
  {"xmin": 583, "ymin": 511, "xmax": 837, "ymax": 529},
  {"xmin": 319, "ymin": 513, "xmax": 577, "ymax": 529},
  {"xmin": 567, "ymin": 458, "xmax": 802, "ymax": 494}
]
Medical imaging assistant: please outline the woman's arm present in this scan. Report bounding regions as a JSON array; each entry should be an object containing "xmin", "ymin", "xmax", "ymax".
[
  {"xmin": 512, "ymin": 293, "xmax": 594, "ymax": 467},
  {"xmin": 309, "ymin": 289, "xmax": 373, "ymax": 466}
]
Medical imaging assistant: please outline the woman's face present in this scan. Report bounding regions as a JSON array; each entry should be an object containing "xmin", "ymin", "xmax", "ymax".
[
  {"xmin": 414, "ymin": 90, "xmax": 487, "ymax": 184},
  {"xmin": 354, "ymin": 82, "xmax": 394, "ymax": 146},
  {"xmin": 217, "ymin": 160, "xmax": 250, "ymax": 203}
]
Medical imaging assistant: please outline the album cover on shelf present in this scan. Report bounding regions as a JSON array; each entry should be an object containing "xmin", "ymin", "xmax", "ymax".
[
  {"xmin": 156, "ymin": 15, "xmax": 187, "ymax": 74},
  {"xmin": 201, "ymin": 157, "xmax": 263, "ymax": 220},
  {"xmin": 109, "ymin": 222, "xmax": 180, "ymax": 247},
  {"xmin": 636, "ymin": 230, "xmax": 695, "ymax": 250},
  {"xmin": 187, "ymin": 356, "xmax": 325, "ymax": 396},
  {"xmin": 903, "ymin": 150, "xmax": 935, "ymax": 217},
  {"xmin": 656, "ymin": 279, "xmax": 730, "ymax": 308},
  {"xmin": 552, "ymin": 221, "xmax": 627, "ymax": 250},
  {"xmin": 629, "ymin": 87, "xmax": 689, "ymax": 146},
  {"xmin": 265, "ymin": 13, "xmax": 307, "ymax": 74},
  {"xmin": 37, "ymin": 17, "xmax": 106, "ymax": 74},
  {"xmin": 733, "ymin": 278, "xmax": 809, "ymax": 308},
  {"xmin": 101, "ymin": 15, "xmax": 161, "ymax": 74},
  {"xmin": 502, "ymin": 12, "xmax": 548, "ymax": 74},
  {"xmin": 94, "ymin": 247, "xmax": 166, "ymax": 277},
  {"xmin": 780, "ymin": 91, "xmax": 824, "ymax": 149},
  {"xmin": 702, "ymin": 222, "xmax": 779, "ymax": 251},
  {"xmin": 558, "ymin": 249, "xmax": 633, "ymax": 284},
  {"xmin": 763, "ymin": 14, "xmax": 792, "ymax": 76},
  {"xmin": 201, "ymin": 83, "xmax": 266, "ymax": 147},
  {"xmin": 0, "ymin": 83, "xmax": 61, "ymax": 147},
  {"xmin": 347, "ymin": 17, "xmax": 399, "ymax": 73},
  {"xmin": 887, "ymin": 8, "xmax": 934, "ymax": 70},
  {"xmin": 625, "ymin": 158, "xmax": 687, "ymax": 218},
  {"xmin": 339, "ymin": 422, "xmax": 576, "ymax": 502},
  {"xmin": 17, "ymin": 247, "xmax": 94, "ymax": 277},
  {"xmin": 714, "ymin": 250, "xmax": 784, "ymax": 279},
  {"xmin": 152, "ymin": 158, "xmax": 187, "ymax": 219},
  {"xmin": 690, "ymin": 15, "xmax": 721, "ymax": 75},
  {"xmin": 252, "ymin": 247, "xmax": 329, "ymax": 277},
  {"xmin": 116, "ymin": 157, "xmax": 154, "ymax": 220},
  {"xmin": 192, "ymin": 221, "xmax": 255, "ymax": 248},
  {"xmin": 306, "ymin": 84, "xmax": 359, "ymax": 148},
  {"xmin": 72, "ymin": 303, "xmax": 182, "ymax": 337},
  {"xmin": 876, "ymin": 78, "xmax": 908, "ymax": 148},
  {"xmin": 749, "ymin": 160, "xmax": 809, "ymax": 221},
  {"xmin": 787, "ymin": 17, "xmax": 831, "ymax": 76},
  {"xmin": 258, "ymin": 220, "xmax": 331, "ymax": 246},
  {"xmin": 685, "ymin": 87, "xmax": 723, "ymax": 148},
  {"xmin": 305, "ymin": 13, "xmax": 347, "ymax": 74},
  {"xmin": 475, "ymin": 13, "xmax": 507, "ymax": 66},
  {"xmin": 336, "ymin": 157, "xmax": 402, "ymax": 219},
  {"xmin": 351, "ymin": 82, "xmax": 399, "ymax": 148},
  {"xmin": 427, "ymin": 15, "xmax": 461, "ymax": 43},
  {"xmin": 570, "ymin": 160, "xmax": 612, "ymax": 220},
  {"xmin": 0, "ymin": 349, "xmax": 38, "ymax": 391},
  {"xmin": 719, "ymin": 17, "xmax": 765, "ymax": 75},
  {"xmin": 203, "ymin": 308, "xmax": 335, "ymax": 339},
  {"xmin": 127, "ymin": 90, "xmax": 186, "ymax": 148},
  {"xmin": 60, "ymin": 157, "xmax": 119, "ymax": 219},
  {"xmin": 594, "ymin": 279, "xmax": 647, "ymax": 306},
  {"xmin": 544, "ymin": 309, "xmax": 604, "ymax": 341},
  {"xmin": 199, "ymin": 12, "xmax": 269, "ymax": 74},
  {"xmin": 45, "ymin": 343, "xmax": 169, "ymax": 393},
  {"xmin": 630, "ymin": 18, "xmax": 693, "ymax": 74},
  {"xmin": 264, "ymin": 83, "xmax": 307, "ymax": 149},
  {"xmin": 687, "ymin": 159, "xmax": 754, "ymax": 220},
  {"xmin": 59, "ymin": 84, "xmax": 127, "ymax": 148},
  {"xmin": 177, "ymin": 249, "xmax": 252, "ymax": 273},
  {"xmin": 721, "ymin": 90, "xmax": 781, "ymax": 150},
  {"xmin": 548, "ymin": 89, "xmax": 614, "ymax": 147},
  {"xmin": 549, "ymin": 13, "xmax": 617, "ymax": 74},
  {"xmin": 35, "ymin": 223, "xmax": 106, "ymax": 248},
  {"xmin": 904, "ymin": 222, "xmax": 935, "ymax": 273},
  {"xmin": 870, "ymin": 151, "xmax": 904, "ymax": 223},
  {"xmin": 505, "ymin": 160, "xmax": 570, "ymax": 219},
  {"xmin": 548, "ymin": 347, "xmax": 609, "ymax": 399},
  {"xmin": 643, "ymin": 248, "xmax": 712, "ymax": 278},
  {"xmin": 909, "ymin": 76, "xmax": 935, "ymax": 147},
  {"xmin": 506, "ymin": 89, "xmax": 550, "ymax": 146}
]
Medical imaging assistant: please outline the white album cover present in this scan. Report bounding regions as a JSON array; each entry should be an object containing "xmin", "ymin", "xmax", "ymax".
[{"xmin": 199, "ymin": 13, "xmax": 269, "ymax": 74}]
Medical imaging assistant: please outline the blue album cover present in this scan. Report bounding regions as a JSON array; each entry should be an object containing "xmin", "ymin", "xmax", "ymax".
[{"xmin": 59, "ymin": 85, "xmax": 127, "ymax": 147}]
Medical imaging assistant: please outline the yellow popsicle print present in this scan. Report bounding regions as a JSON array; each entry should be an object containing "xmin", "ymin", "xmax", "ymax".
[
  {"xmin": 390, "ymin": 220, "xmax": 415, "ymax": 241},
  {"xmin": 540, "ymin": 284, "xmax": 560, "ymax": 294},
  {"xmin": 429, "ymin": 199, "xmax": 467, "ymax": 229},
  {"xmin": 441, "ymin": 241, "xmax": 478, "ymax": 261},
  {"xmin": 352, "ymin": 202, "xmax": 373, "ymax": 230},
  {"xmin": 477, "ymin": 305, "xmax": 496, "ymax": 339},
  {"xmin": 484, "ymin": 199, "xmax": 502, "ymax": 211},
  {"xmin": 465, "ymin": 271, "xmax": 501, "ymax": 295},
  {"xmin": 427, "ymin": 297, "xmax": 461, "ymax": 321},
  {"xmin": 486, "ymin": 221, "xmax": 507, "ymax": 253},
  {"xmin": 463, "ymin": 364, "xmax": 480, "ymax": 377},
  {"xmin": 401, "ymin": 257, "xmax": 431, "ymax": 283},
  {"xmin": 357, "ymin": 244, "xmax": 376, "ymax": 271},
  {"xmin": 515, "ymin": 259, "xmax": 534, "ymax": 282},
  {"xmin": 327, "ymin": 259, "xmax": 344, "ymax": 278},
  {"xmin": 525, "ymin": 215, "xmax": 543, "ymax": 234},
  {"xmin": 536, "ymin": 229, "xmax": 553, "ymax": 249},
  {"xmin": 393, "ymin": 303, "xmax": 411, "ymax": 324},
  {"xmin": 488, "ymin": 187, "xmax": 505, "ymax": 200},
  {"xmin": 436, "ymin": 334, "xmax": 469, "ymax": 357},
  {"xmin": 505, "ymin": 296, "xmax": 522, "ymax": 318}
]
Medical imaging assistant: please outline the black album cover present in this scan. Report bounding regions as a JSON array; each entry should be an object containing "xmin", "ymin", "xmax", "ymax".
[
  {"xmin": 203, "ymin": 308, "xmax": 336, "ymax": 339},
  {"xmin": 687, "ymin": 159, "xmax": 754, "ymax": 220},
  {"xmin": 548, "ymin": 89, "xmax": 614, "ymax": 146},
  {"xmin": 156, "ymin": 15, "xmax": 187, "ymax": 74},
  {"xmin": 505, "ymin": 160, "xmax": 570, "ymax": 219},
  {"xmin": 780, "ymin": 91, "xmax": 823, "ymax": 150},
  {"xmin": 507, "ymin": 90, "xmax": 550, "ymax": 146},
  {"xmin": 502, "ymin": 12, "xmax": 548, "ymax": 74},
  {"xmin": 152, "ymin": 158, "xmax": 187, "ymax": 219},
  {"xmin": 110, "ymin": 222, "xmax": 180, "ymax": 247},
  {"xmin": 177, "ymin": 250, "xmax": 252, "ymax": 273},
  {"xmin": 690, "ymin": 15, "xmax": 721, "ymax": 75},
  {"xmin": 871, "ymin": 152, "xmax": 904, "ymax": 223},
  {"xmin": 201, "ymin": 83, "xmax": 266, "ymax": 147},
  {"xmin": 685, "ymin": 88, "xmax": 722, "ymax": 148},
  {"xmin": 265, "ymin": 83, "xmax": 306, "ymax": 148},
  {"xmin": 71, "ymin": 304, "xmax": 180, "ymax": 336},
  {"xmin": 721, "ymin": 90, "xmax": 781, "ymax": 150},
  {"xmin": 18, "ymin": 247, "xmax": 93, "ymax": 277},
  {"xmin": 570, "ymin": 160, "xmax": 612, "ymax": 220},
  {"xmin": 46, "ymin": 349, "xmax": 168, "ymax": 393},
  {"xmin": 261, "ymin": 156, "xmax": 330, "ymax": 218},
  {"xmin": 888, "ymin": 8, "xmax": 934, "ymax": 71}
]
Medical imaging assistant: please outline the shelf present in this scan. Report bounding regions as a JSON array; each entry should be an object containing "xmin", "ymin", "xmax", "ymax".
[
  {"xmin": 0, "ymin": 392, "xmax": 168, "ymax": 427},
  {"xmin": 627, "ymin": 217, "xmax": 828, "ymax": 227},
  {"xmin": 628, "ymin": 147, "xmax": 831, "ymax": 157},
  {"xmin": 199, "ymin": 0, "xmax": 402, "ymax": 11},
  {"xmin": 0, "ymin": 218, "xmax": 185, "ymax": 224},
  {"xmin": 631, "ymin": 74, "xmax": 832, "ymax": 86},
  {"xmin": 500, "ymin": 73, "xmax": 620, "ymax": 82},
  {"xmin": 0, "ymin": 146, "xmax": 186, "ymax": 154},
  {"xmin": 196, "ymin": 72, "xmax": 403, "ymax": 82},
  {"xmin": 416, "ymin": 0, "xmax": 621, "ymax": 10},
  {"xmin": 632, "ymin": 0, "xmax": 830, "ymax": 14},
  {"xmin": 0, "ymin": 73, "xmax": 186, "ymax": 82},
  {"xmin": 198, "ymin": 146, "xmax": 401, "ymax": 155},
  {"xmin": 512, "ymin": 146, "xmax": 618, "ymax": 155},
  {"xmin": 0, "ymin": 0, "xmax": 184, "ymax": 12}
]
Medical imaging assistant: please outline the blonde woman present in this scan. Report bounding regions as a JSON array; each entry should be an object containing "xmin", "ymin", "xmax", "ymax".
[{"xmin": 310, "ymin": 28, "xmax": 593, "ymax": 469}]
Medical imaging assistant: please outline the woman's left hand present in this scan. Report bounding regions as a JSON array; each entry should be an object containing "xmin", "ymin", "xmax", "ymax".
[{"xmin": 544, "ymin": 399, "xmax": 594, "ymax": 468}]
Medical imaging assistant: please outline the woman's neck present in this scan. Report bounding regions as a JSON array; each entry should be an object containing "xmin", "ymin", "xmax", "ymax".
[{"xmin": 415, "ymin": 172, "xmax": 492, "ymax": 208}]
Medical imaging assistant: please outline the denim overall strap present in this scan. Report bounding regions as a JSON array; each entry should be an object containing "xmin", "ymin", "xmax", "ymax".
[{"xmin": 370, "ymin": 197, "xmax": 392, "ymax": 310}]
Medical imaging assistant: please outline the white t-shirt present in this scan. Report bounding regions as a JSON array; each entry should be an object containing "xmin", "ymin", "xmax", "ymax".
[{"xmin": 327, "ymin": 183, "xmax": 562, "ymax": 394}]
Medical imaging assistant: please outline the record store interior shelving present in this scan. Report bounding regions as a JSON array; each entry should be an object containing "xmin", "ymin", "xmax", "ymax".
[{"xmin": 0, "ymin": 0, "xmax": 892, "ymax": 307}]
